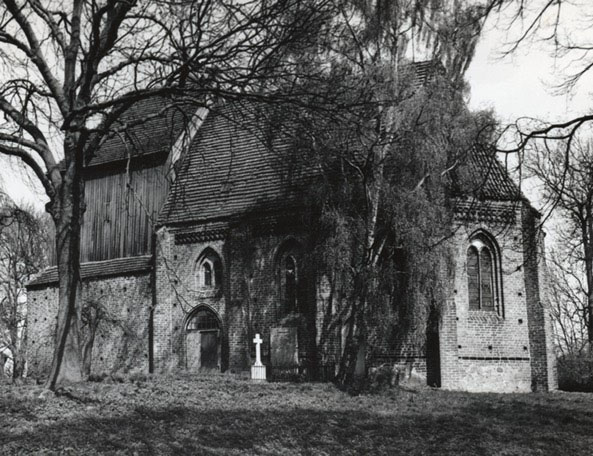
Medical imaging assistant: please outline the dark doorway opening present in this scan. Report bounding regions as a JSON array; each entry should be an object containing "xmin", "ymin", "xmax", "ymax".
[
  {"xmin": 426, "ymin": 305, "xmax": 441, "ymax": 387},
  {"xmin": 186, "ymin": 307, "xmax": 221, "ymax": 371}
]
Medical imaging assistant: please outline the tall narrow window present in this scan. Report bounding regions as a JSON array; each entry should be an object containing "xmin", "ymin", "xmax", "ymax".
[
  {"xmin": 467, "ymin": 246, "xmax": 480, "ymax": 310},
  {"xmin": 467, "ymin": 233, "xmax": 502, "ymax": 314},
  {"xmin": 203, "ymin": 262, "xmax": 213, "ymax": 287},
  {"xmin": 480, "ymin": 248, "xmax": 494, "ymax": 311},
  {"xmin": 285, "ymin": 255, "xmax": 297, "ymax": 313},
  {"xmin": 276, "ymin": 240, "xmax": 303, "ymax": 316}
]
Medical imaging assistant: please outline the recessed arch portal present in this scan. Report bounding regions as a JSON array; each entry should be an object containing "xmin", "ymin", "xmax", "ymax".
[{"xmin": 185, "ymin": 306, "xmax": 221, "ymax": 371}]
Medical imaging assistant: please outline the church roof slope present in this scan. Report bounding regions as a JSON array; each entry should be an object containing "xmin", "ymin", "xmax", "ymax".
[
  {"xmin": 86, "ymin": 97, "xmax": 195, "ymax": 168},
  {"xmin": 159, "ymin": 105, "xmax": 525, "ymax": 227},
  {"xmin": 451, "ymin": 144, "xmax": 524, "ymax": 202},
  {"xmin": 158, "ymin": 102, "xmax": 313, "ymax": 226}
]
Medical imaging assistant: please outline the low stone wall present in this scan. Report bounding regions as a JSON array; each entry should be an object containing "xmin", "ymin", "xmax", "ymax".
[{"xmin": 27, "ymin": 272, "xmax": 152, "ymax": 379}]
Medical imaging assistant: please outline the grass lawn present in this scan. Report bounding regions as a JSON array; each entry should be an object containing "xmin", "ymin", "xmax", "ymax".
[{"xmin": 0, "ymin": 374, "xmax": 591, "ymax": 455}]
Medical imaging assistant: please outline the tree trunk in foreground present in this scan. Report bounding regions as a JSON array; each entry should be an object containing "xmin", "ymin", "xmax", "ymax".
[
  {"xmin": 336, "ymin": 292, "xmax": 368, "ymax": 392},
  {"xmin": 581, "ymin": 218, "xmax": 593, "ymax": 348},
  {"xmin": 45, "ymin": 159, "xmax": 85, "ymax": 389},
  {"xmin": 10, "ymin": 327, "xmax": 26, "ymax": 380}
]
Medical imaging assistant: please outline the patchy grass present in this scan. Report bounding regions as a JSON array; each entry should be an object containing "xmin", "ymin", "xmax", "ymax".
[{"xmin": 0, "ymin": 374, "xmax": 591, "ymax": 455}]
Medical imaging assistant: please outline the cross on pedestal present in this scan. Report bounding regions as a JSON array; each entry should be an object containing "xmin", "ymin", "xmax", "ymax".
[
  {"xmin": 253, "ymin": 333, "xmax": 263, "ymax": 367},
  {"xmin": 251, "ymin": 333, "xmax": 266, "ymax": 380}
]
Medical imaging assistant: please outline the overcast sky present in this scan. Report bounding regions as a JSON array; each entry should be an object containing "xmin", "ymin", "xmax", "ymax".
[
  {"xmin": 3, "ymin": 4, "xmax": 593, "ymax": 212},
  {"xmin": 467, "ymin": 2, "xmax": 593, "ymax": 126}
]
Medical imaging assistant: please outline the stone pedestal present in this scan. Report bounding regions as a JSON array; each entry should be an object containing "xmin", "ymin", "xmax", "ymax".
[{"xmin": 251, "ymin": 364, "xmax": 266, "ymax": 381}]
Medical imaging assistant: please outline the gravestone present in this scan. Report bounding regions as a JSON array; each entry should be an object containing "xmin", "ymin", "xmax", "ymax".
[{"xmin": 270, "ymin": 327, "xmax": 298, "ymax": 367}]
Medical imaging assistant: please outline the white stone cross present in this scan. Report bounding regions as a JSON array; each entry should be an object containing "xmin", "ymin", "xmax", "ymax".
[{"xmin": 253, "ymin": 333, "xmax": 263, "ymax": 366}]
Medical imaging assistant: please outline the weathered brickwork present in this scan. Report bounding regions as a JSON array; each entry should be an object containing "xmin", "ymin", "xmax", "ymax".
[
  {"xmin": 24, "ymin": 99, "xmax": 555, "ymax": 392},
  {"xmin": 154, "ymin": 226, "xmax": 228, "ymax": 371},
  {"xmin": 26, "ymin": 286, "xmax": 59, "ymax": 377},
  {"xmin": 26, "ymin": 200, "xmax": 556, "ymax": 392},
  {"xmin": 154, "ymin": 221, "xmax": 325, "ymax": 374},
  {"xmin": 439, "ymin": 200, "xmax": 556, "ymax": 392},
  {"xmin": 521, "ymin": 206, "xmax": 558, "ymax": 391},
  {"xmin": 27, "ymin": 273, "xmax": 151, "ymax": 378}
]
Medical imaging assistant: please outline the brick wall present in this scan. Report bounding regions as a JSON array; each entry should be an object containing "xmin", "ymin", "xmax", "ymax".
[
  {"xmin": 156, "ymin": 202, "xmax": 555, "ymax": 392},
  {"xmin": 441, "ymin": 202, "xmax": 532, "ymax": 392},
  {"xmin": 439, "ymin": 200, "xmax": 556, "ymax": 392},
  {"xmin": 27, "ymin": 272, "xmax": 151, "ymax": 378},
  {"xmin": 154, "ymin": 222, "xmax": 330, "ymax": 375},
  {"xmin": 27, "ymin": 201, "xmax": 555, "ymax": 392},
  {"xmin": 153, "ymin": 227, "xmax": 228, "ymax": 371},
  {"xmin": 521, "ymin": 206, "xmax": 558, "ymax": 391}
]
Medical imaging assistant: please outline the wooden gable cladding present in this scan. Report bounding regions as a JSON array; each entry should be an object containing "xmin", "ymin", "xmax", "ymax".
[{"xmin": 81, "ymin": 156, "xmax": 170, "ymax": 262}]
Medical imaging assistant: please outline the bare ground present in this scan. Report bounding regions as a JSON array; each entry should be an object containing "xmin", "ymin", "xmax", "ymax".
[{"xmin": 0, "ymin": 373, "xmax": 590, "ymax": 455}]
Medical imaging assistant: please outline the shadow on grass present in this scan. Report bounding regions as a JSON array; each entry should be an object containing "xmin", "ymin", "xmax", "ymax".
[{"xmin": 2, "ymin": 395, "xmax": 593, "ymax": 455}]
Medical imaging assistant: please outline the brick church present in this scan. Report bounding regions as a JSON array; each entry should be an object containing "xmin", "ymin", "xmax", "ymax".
[{"xmin": 26, "ymin": 75, "xmax": 557, "ymax": 393}]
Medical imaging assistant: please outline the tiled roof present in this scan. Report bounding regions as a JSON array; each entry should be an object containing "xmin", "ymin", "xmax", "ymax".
[
  {"xmin": 85, "ymin": 61, "xmax": 438, "ymax": 170},
  {"xmin": 160, "ymin": 116, "xmax": 523, "ymax": 226},
  {"xmin": 159, "ymin": 62, "xmax": 441, "ymax": 226},
  {"xmin": 27, "ymin": 256, "xmax": 152, "ymax": 287},
  {"xmin": 451, "ymin": 144, "xmax": 523, "ymax": 201},
  {"xmin": 159, "ymin": 62, "xmax": 523, "ymax": 226},
  {"xmin": 86, "ymin": 97, "xmax": 195, "ymax": 167},
  {"xmin": 158, "ymin": 102, "xmax": 314, "ymax": 225}
]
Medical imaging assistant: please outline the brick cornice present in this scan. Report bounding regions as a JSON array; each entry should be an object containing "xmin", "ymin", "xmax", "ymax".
[
  {"xmin": 175, "ymin": 229, "xmax": 228, "ymax": 245},
  {"xmin": 453, "ymin": 199, "xmax": 519, "ymax": 224}
]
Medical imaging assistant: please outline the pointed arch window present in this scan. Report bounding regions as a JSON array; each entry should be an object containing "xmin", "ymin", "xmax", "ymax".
[
  {"xmin": 276, "ymin": 240, "xmax": 303, "ymax": 315},
  {"xmin": 467, "ymin": 233, "xmax": 502, "ymax": 314},
  {"xmin": 196, "ymin": 248, "xmax": 223, "ymax": 290}
]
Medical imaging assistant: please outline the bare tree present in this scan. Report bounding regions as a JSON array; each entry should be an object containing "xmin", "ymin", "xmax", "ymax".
[
  {"xmin": 0, "ymin": 0, "xmax": 331, "ymax": 389},
  {"xmin": 526, "ymin": 138, "xmax": 593, "ymax": 346},
  {"xmin": 480, "ymin": 1, "xmax": 593, "ymax": 152},
  {"xmin": 547, "ymin": 252, "xmax": 588, "ymax": 356},
  {"xmin": 0, "ymin": 198, "xmax": 50, "ymax": 379},
  {"xmin": 280, "ymin": 0, "xmax": 501, "ymax": 389}
]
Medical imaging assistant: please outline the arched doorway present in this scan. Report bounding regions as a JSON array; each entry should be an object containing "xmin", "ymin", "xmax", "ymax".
[{"xmin": 186, "ymin": 307, "xmax": 221, "ymax": 371}]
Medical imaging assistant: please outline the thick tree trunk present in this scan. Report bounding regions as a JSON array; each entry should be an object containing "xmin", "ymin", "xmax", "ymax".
[
  {"xmin": 582, "ymin": 218, "xmax": 593, "ymax": 347},
  {"xmin": 336, "ymin": 124, "xmax": 389, "ymax": 390},
  {"xmin": 11, "ymin": 328, "xmax": 26, "ymax": 380},
  {"xmin": 45, "ymin": 153, "xmax": 85, "ymax": 389},
  {"xmin": 82, "ymin": 331, "xmax": 95, "ymax": 378},
  {"xmin": 45, "ymin": 215, "xmax": 83, "ymax": 388},
  {"xmin": 336, "ymin": 307, "xmax": 357, "ymax": 387},
  {"xmin": 335, "ymin": 289, "xmax": 368, "ymax": 392},
  {"xmin": 586, "ymin": 260, "xmax": 593, "ymax": 347},
  {"xmin": 11, "ymin": 347, "xmax": 26, "ymax": 379}
]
